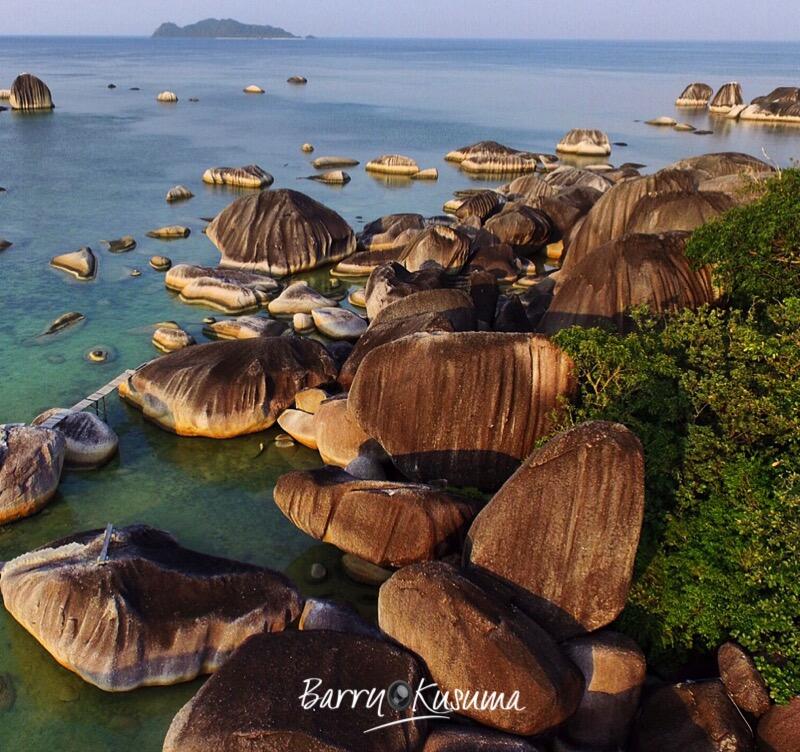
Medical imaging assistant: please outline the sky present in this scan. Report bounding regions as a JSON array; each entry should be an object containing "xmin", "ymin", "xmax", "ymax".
[{"xmin": 2, "ymin": 0, "xmax": 800, "ymax": 39}]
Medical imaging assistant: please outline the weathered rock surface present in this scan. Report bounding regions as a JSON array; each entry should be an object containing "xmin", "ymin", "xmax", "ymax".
[
  {"xmin": 31, "ymin": 409, "xmax": 118, "ymax": 469},
  {"xmin": 676, "ymin": 82, "xmax": 713, "ymax": 106},
  {"xmin": 119, "ymin": 337, "xmax": 337, "ymax": 438},
  {"xmin": 9, "ymin": 73, "xmax": 53, "ymax": 110},
  {"xmin": 166, "ymin": 185, "xmax": 194, "ymax": 202},
  {"xmin": 203, "ymin": 316, "xmax": 286, "ymax": 340},
  {"xmin": 358, "ymin": 213, "xmax": 427, "ymax": 251},
  {"xmin": 543, "ymin": 165, "xmax": 613, "ymax": 194},
  {"xmin": 268, "ymin": 281, "xmax": 338, "ymax": 315},
  {"xmin": 366, "ymin": 154, "xmax": 420, "ymax": 176},
  {"xmin": 632, "ymin": 680, "xmax": 753, "ymax": 752},
  {"xmin": 166, "ymin": 264, "xmax": 281, "ymax": 314},
  {"xmin": 669, "ymin": 151, "xmax": 773, "ymax": 179},
  {"xmin": 364, "ymin": 262, "xmax": 447, "ymax": 320},
  {"xmin": 314, "ymin": 396, "xmax": 384, "ymax": 467},
  {"xmin": 379, "ymin": 562, "xmax": 583, "ymax": 735},
  {"xmin": 561, "ymin": 631, "xmax": 647, "ymax": 749},
  {"xmin": 150, "ymin": 255, "xmax": 172, "ymax": 271},
  {"xmin": 400, "ymin": 225, "xmax": 473, "ymax": 273},
  {"xmin": 709, "ymin": 82, "xmax": 744, "ymax": 112},
  {"xmin": 312, "ymin": 307, "xmax": 367, "ymax": 340},
  {"xmin": 163, "ymin": 630, "xmax": 427, "ymax": 752},
  {"xmin": 207, "ymin": 189, "xmax": 355, "ymax": 276},
  {"xmin": 202, "ymin": 165, "xmax": 273, "ymax": 189},
  {"xmin": 309, "ymin": 169, "xmax": 351, "ymax": 185},
  {"xmin": 349, "ymin": 332, "xmax": 575, "ymax": 490},
  {"xmin": 276, "ymin": 409, "xmax": 317, "ymax": 449},
  {"xmin": 0, "ymin": 425, "xmax": 65, "ymax": 525},
  {"xmin": 718, "ymin": 642, "xmax": 772, "ymax": 717},
  {"xmin": 104, "ymin": 235, "xmax": 137, "ymax": 253},
  {"xmin": 43, "ymin": 311, "xmax": 84, "ymax": 335},
  {"xmin": 298, "ymin": 598, "xmax": 380, "ymax": 637},
  {"xmin": 0, "ymin": 525, "xmax": 302, "ymax": 691},
  {"xmin": 556, "ymin": 129, "xmax": 611, "ymax": 156},
  {"xmin": 484, "ymin": 204, "xmax": 552, "ymax": 250},
  {"xmin": 153, "ymin": 325, "xmax": 195, "ymax": 353},
  {"xmin": 626, "ymin": 190, "xmax": 735, "ymax": 235},
  {"xmin": 147, "ymin": 225, "xmax": 190, "ymax": 239},
  {"xmin": 156, "ymin": 91, "xmax": 178, "ymax": 103},
  {"xmin": 454, "ymin": 190, "xmax": 504, "ymax": 222},
  {"xmin": 757, "ymin": 696, "xmax": 800, "ymax": 752},
  {"xmin": 275, "ymin": 467, "xmax": 478, "ymax": 566},
  {"xmin": 312, "ymin": 156, "xmax": 360, "ymax": 169},
  {"xmin": 422, "ymin": 728, "xmax": 544, "ymax": 751},
  {"xmin": 540, "ymin": 232, "xmax": 716, "ymax": 335},
  {"xmin": 466, "ymin": 422, "xmax": 645, "ymax": 638},
  {"xmin": 50, "ymin": 247, "xmax": 96, "ymax": 280}
]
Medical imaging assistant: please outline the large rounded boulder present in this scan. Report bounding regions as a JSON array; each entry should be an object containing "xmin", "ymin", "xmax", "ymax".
[
  {"xmin": 274, "ymin": 467, "xmax": 478, "ymax": 567},
  {"xmin": 119, "ymin": 337, "xmax": 337, "ymax": 438},
  {"xmin": 0, "ymin": 525, "xmax": 303, "ymax": 691},
  {"xmin": 207, "ymin": 189, "xmax": 356, "ymax": 276},
  {"xmin": 0, "ymin": 424, "xmax": 65, "ymax": 525},
  {"xmin": 625, "ymin": 190, "xmax": 736, "ymax": 235},
  {"xmin": 539, "ymin": 232, "xmax": 716, "ymax": 335},
  {"xmin": 32, "ymin": 409, "xmax": 118, "ymax": 469},
  {"xmin": 163, "ymin": 630, "xmax": 427, "ymax": 752},
  {"xmin": 379, "ymin": 561, "xmax": 584, "ymax": 735},
  {"xmin": 364, "ymin": 262, "xmax": 447, "ymax": 320},
  {"xmin": 676, "ymin": 82, "xmax": 713, "ymax": 107},
  {"xmin": 349, "ymin": 332, "xmax": 575, "ymax": 490},
  {"xmin": 399, "ymin": 225, "xmax": 473, "ymax": 273},
  {"xmin": 466, "ymin": 422, "xmax": 645, "ymax": 638},
  {"xmin": 9, "ymin": 73, "xmax": 54, "ymax": 110},
  {"xmin": 556, "ymin": 128, "xmax": 611, "ymax": 156}
]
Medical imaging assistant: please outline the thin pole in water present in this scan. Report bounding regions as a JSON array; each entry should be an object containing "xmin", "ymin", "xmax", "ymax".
[{"xmin": 98, "ymin": 523, "xmax": 113, "ymax": 565}]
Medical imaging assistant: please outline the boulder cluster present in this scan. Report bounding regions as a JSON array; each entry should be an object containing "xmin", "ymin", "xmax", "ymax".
[{"xmin": 674, "ymin": 80, "xmax": 800, "ymax": 124}]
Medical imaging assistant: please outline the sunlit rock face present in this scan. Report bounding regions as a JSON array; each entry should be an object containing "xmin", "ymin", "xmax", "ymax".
[
  {"xmin": 119, "ymin": 336, "xmax": 337, "ymax": 438},
  {"xmin": 206, "ymin": 189, "xmax": 356, "ymax": 276},
  {"xmin": 675, "ymin": 82, "xmax": 713, "ymax": 107},
  {"xmin": 9, "ymin": 73, "xmax": 54, "ymax": 110},
  {"xmin": 0, "ymin": 525, "xmax": 303, "ymax": 691}
]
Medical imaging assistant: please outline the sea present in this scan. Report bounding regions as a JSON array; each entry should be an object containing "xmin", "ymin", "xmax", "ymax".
[{"xmin": 0, "ymin": 36, "xmax": 799, "ymax": 750}]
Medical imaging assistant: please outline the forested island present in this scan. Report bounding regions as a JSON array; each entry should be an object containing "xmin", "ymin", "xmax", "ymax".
[{"xmin": 152, "ymin": 18, "xmax": 298, "ymax": 39}]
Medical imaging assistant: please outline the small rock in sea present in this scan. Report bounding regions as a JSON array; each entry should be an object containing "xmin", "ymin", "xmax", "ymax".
[
  {"xmin": 312, "ymin": 156, "xmax": 360, "ymax": 169},
  {"xmin": 44, "ymin": 311, "xmax": 85, "ymax": 335},
  {"xmin": 152, "ymin": 326, "xmax": 195, "ymax": 353},
  {"xmin": 202, "ymin": 316, "xmax": 216, "ymax": 324},
  {"xmin": 0, "ymin": 673, "xmax": 16, "ymax": 712},
  {"xmin": 365, "ymin": 155, "xmax": 421, "ymax": 177},
  {"xmin": 348, "ymin": 288, "xmax": 366, "ymax": 308},
  {"xmin": 149, "ymin": 255, "xmax": 172, "ymax": 271},
  {"xmin": 165, "ymin": 185, "xmax": 193, "ymax": 203},
  {"xmin": 301, "ymin": 143, "xmax": 314, "ymax": 153},
  {"xmin": 50, "ymin": 247, "xmax": 96, "ymax": 280},
  {"xmin": 0, "ymin": 239, "xmax": 13, "ymax": 252},
  {"xmin": 32, "ymin": 409, "xmax": 119, "ymax": 469},
  {"xmin": 202, "ymin": 165, "xmax": 273, "ymax": 189},
  {"xmin": 275, "ymin": 434, "xmax": 296, "ymax": 449},
  {"xmin": 107, "ymin": 84, "xmax": 116, "ymax": 89},
  {"xmin": 694, "ymin": 129, "xmax": 714, "ymax": 135},
  {"xmin": 243, "ymin": 85, "xmax": 265, "ymax": 94},
  {"xmin": 0, "ymin": 425, "xmax": 65, "ymax": 525},
  {"xmin": 287, "ymin": 76, "xmax": 308, "ymax": 85},
  {"xmin": 156, "ymin": 91, "xmax": 178, "ymax": 103},
  {"xmin": 308, "ymin": 170, "xmax": 350, "ymax": 185},
  {"xmin": 673, "ymin": 122, "xmax": 696, "ymax": 131},
  {"xmin": 204, "ymin": 316, "xmax": 287, "ymax": 341},
  {"xmin": 309, "ymin": 563, "xmax": 327, "ymax": 581},
  {"xmin": 0, "ymin": 89, "xmax": 10, "ymax": 100},
  {"xmin": 645, "ymin": 116, "xmax": 677, "ymax": 126},
  {"xmin": 556, "ymin": 128, "xmax": 612, "ymax": 156},
  {"xmin": 9, "ymin": 73, "xmax": 54, "ymax": 111},
  {"xmin": 129, "ymin": 87, "xmax": 140, "ymax": 91},
  {"xmin": 46, "ymin": 354, "xmax": 66, "ymax": 365},
  {"xmin": 411, "ymin": 168, "xmax": 438, "ymax": 180},
  {"xmin": 613, "ymin": 141, "xmax": 628, "ymax": 146},
  {"xmin": 188, "ymin": 97, "xmax": 199, "ymax": 103},
  {"xmin": 104, "ymin": 236, "xmax": 136, "ymax": 253},
  {"xmin": 146, "ymin": 225, "xmax": 190, "ymax": 239},
  {"xmin": 86, "ymin": 346, "xmax": 112, "ymax": 363},
  {"xmin": 130, "ymin": 268, "xmax": 142, "ymax": 277},
  {"xmin": 341, "ymin": 553, "xmax": 393, "ymax": 586}
]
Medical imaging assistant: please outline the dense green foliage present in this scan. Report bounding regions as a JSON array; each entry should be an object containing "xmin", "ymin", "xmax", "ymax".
[{"xmin": 552, "ymin": 170, "xmax": 800, "ymax": 702}]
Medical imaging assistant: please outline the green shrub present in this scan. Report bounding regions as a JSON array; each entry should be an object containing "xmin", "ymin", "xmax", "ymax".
[{"xmin": 552, "ymin": 170, "xmax": 800, "ymax": 702}]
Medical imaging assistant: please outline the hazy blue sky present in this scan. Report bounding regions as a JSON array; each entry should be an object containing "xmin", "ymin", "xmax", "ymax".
[{"xmin": 3, "ymin": 0, "xmax": 800, "ymax": 39}]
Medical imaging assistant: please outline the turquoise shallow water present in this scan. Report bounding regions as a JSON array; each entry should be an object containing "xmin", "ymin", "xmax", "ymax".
[{"xmin": 1, "ymin": 37, "xmax": 800, "ymax": 751}]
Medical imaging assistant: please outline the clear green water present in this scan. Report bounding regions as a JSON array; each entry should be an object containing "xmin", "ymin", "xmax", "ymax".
[{"xmin": 1, "ymin": 36, "xmax": 800, "ymax": 751}]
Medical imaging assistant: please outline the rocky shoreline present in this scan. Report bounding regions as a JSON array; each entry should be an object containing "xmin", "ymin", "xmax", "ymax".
[{"xmin": 0, "ymin": 68, "xmax": 798, "ymax": 752}]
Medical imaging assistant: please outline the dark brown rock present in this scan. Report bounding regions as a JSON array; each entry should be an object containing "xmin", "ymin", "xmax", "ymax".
[
  {"xmin": 539, "ymin": 232, "xmax": 716, "ymax": 335},
  {"xmin": 163, "ymin": 630, "xmax": 427, "ymax": 752},
  {"xmin": 484, "ymin": 204, "xmax": 552, "ymax": 250},
  {"xmin": 632, "ymin": 680, "xmax": 754, "ymax": 752},
  {"xmin": 533, "ymin": 185, "xmax": 602, "ymax": 241},
  {"xmin": 274, "ymin": 467, "xmax": 478, "ymax": 566},
  {"xmin": 454, "ymin": 190, "xmax": 504, "ymax": 222},
  {"xmin": 207, "ymin": 189, "xmax": 356, "ymax": 276},
  {"xmin": 119, "ymin": 337, "xmax": 337, "ymax": 438},
  {"xmin": 626, "ymin": 190, "xmax": 736, "ymax": 235},
  {"xmin": 561, "ymin": 631, "xmax": 647, "ymax": 749},
  {"xmin": 466, "ymin": 422, "xmax": 645, "ymax": 638},
  {"xmin": 298, "ymin": 598, "xmax": 381, "ymax": 638},
  {"xmin": 358, "ymin": 213, "xmax": 427, "ymax": 251},
  {"xmin": 719, "ymin": 642, "xmax": 772, "ymax": 717},
  {"xmin": 0, "ymin": 525, "xmax": 302, "ymax": 691},
  {"xmin": 422, "ymin": 727, "xmax": 544, "ymax": 751},
  {"xmin": 364, "ymin": 262, "xmax": 447, "ymax": 320},
  {"xmin": 399, "ymin": 225, "xmax": 473, "ymax": 272},
  {"xmin": 669, "ymin": 152, "xmax": 773, "ymax": 179},
  {"xmin": 378, "ymin": 562, "xmax": 583, "ymax": 735},
  {"xmin": 757, "ymin": 696, "xmax": 800, "ymax": 752},
  {"xmin": 349, "ymin": 332, "xmax": 576, "ymax": 490},
  {"xmin": 10, "ymin": 73, "xmax": 53, "ymax": 110}
]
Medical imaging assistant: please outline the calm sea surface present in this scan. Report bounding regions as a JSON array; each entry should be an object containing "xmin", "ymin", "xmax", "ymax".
[{"xmin": 0, "ymin": 37, "xmax": 799, "ymax": 750}]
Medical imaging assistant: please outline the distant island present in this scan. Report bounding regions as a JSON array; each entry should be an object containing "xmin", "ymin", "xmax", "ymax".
[{"xmin": 152, "ymin": 18, "xmax": 298, "ymax": 39}]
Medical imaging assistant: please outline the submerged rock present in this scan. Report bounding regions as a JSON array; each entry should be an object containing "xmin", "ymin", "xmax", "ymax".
[
  {"xmin": 366, "ymin": 154, "xmax": 420, "ymax": 176},
  {"xmin": 165, "ymin": 185, "xmax": 194, "ymax": 203},
  {"xmin": 146, "ymin": 225, "xmax": 190, "ymax": 239},
  {"xmin": 202, "ymin": 165, "xmax": 273, "ymax": 189},
  {"xmin": 31, "ymin": 409, "xmax": 118, "ymax": 469},
  {"xmin": 274, "ymin": 467, "xmax": 478, "ymax": 567},
  {"xmin": 0, "ymin": 525, "xmax": 302, "ymax": 690},
  {"xmin": 103, "ymin": 235, "xmax": 137, "ymax": 253},
  {"xmin": 287, "ymin": 75, "xmax": 308, "ymax": 85},
  {"xmin": 43, "ymin": 311, "xmax": 85, "ymax": 335},
  {"xmin": 0, "ymin": 424, "xmax": 65, "ymax": 525},
  {"xmin": 556, "ymin": 128, "xmax": 611, "ymax": 156},
  {"xmin": 349, "ymin": 332, "xmax": 576, "ymax": 490},
  {"xmin": 467, "ymin": 422, "xmax": 645, "ymax": 638},
  {"xmin": 645, "ymin": 115, "xmax": 677, "ymax": 126},
  {"xmin": 0, "ymin": 239, "xmax": 11, "ymax": 252},
  {"xmin": 379, "ymin": 562, "xmax": 583, "ymax": 735},
  {"xmin": 10, "ymin": 73, "xmax": 54, "ymax": 110},
  {"xmin": 163, "ymin": 630, "xmax": 426, "ymax": 752},
  {"xmin": 243, "ymin": 84, "xmax": 264, "ymax": 94},
  {"xmin": 50, "ymin": 247, "xmax": 96, "ymax": 280},
  {"xmin": 676, "ymin": 82, "xmax": 713, "ymax": 106},
  {"xmin": 119, "ymin": 337, "xmax": 337, "ymax": 438},
  {"xmin": 207, "ymin": 189, "xmax": 355, "ymax": 276},
  {"xmin": 308, "ymin": 169, "xmax": 351, "ymax": 185}
]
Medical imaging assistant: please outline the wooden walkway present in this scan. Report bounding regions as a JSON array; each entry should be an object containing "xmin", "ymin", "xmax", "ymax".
[{"xmin": 37, "ymin": 366, "xmax": 143, "ymax": 430}]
